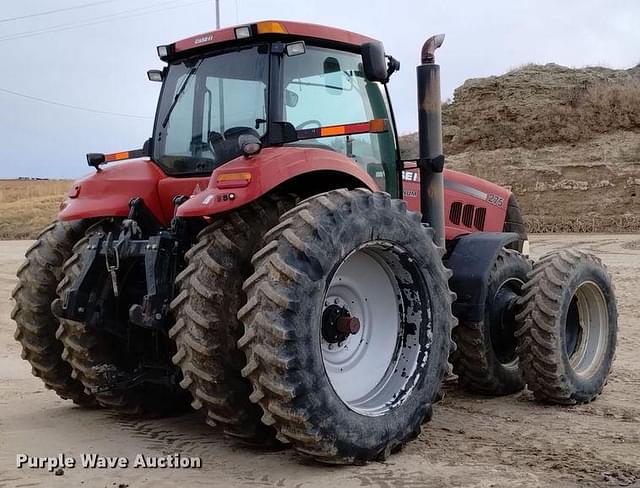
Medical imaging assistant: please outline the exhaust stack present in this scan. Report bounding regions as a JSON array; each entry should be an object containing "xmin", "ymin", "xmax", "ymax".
[{"xmin": 417, "ymin": 34, "xmax": 446, "ymax": 247}]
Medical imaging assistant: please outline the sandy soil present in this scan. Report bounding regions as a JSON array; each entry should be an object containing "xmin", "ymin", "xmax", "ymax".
[{"xmin": 1, "ymin": 235, "xmax": 639, "ymax": 488}]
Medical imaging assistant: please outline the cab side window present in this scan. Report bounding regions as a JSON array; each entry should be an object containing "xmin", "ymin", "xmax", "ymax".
[{"xmin": 283, "ymin": 47, "xmax": 397, "ymax": 193}]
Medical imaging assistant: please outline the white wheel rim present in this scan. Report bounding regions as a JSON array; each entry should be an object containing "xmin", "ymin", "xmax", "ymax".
[
  {"xmin": 567, "ymin": 280, "xmax": 610, "ymax": 378},
  {"xmin": 320, "ymin": 243, "xmax": 428, "ymax": 417}
]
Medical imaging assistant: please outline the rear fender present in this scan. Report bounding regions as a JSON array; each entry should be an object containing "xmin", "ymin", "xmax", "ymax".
[
  {"xmin": 58, "ymin": 160, "xmax": 167, "ymax": 223},
  {"xmin": 177, "ymin": 147, "xmax": 379, "ymax": 218},
  {"xmin": 447, "ymin": 232, "xmax": 521, "ymax": 323},
  {"xmin": 58, "ymin": 160, "xmax": 212, "ymax": 225}
]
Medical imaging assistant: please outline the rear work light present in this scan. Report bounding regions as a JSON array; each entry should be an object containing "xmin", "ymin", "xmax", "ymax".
[
  {"xmin": 157, "ymin": 45, "xmax": 171, "ymax": 60},
  {"xmin": 147, "ymin": 70, "xmax": 163, "ymax": 82},
  {"xmin": 234, "ymin": 25, "xmax": 252, "ymax": 39},
  {"xmin": 286, "ymin": 41, "xmax": 306, "ymax": 56}
]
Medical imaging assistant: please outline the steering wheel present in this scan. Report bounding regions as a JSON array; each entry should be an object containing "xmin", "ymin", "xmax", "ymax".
[
  {"xmin": 296, "ymin": 119, "xmax": 323, "ymax": 130},
  {"xmin": 206, "ymin": 130, "xmax": 224, "ymax": 156},
  {"xmin": 207, "ymin": 130, "xmax": 224, "ymax": 144}
]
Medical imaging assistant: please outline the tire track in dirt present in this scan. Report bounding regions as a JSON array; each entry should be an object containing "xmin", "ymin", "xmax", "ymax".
[
  {"xmin": 417, "ymin": 387, "xmax": 640, "ymax": 486},
  {"xmin": 111, "ymin": 412, "xmax": 231, "ymax": 455}
]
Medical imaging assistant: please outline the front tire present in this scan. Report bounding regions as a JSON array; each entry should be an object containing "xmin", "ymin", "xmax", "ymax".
[
  {"xmin": 238, "ymin": 189, "xmax": 456, "ymax": 464},
  {"xmin": 516, "ymin": 249, "xmax": 617, "ymax": 404}
]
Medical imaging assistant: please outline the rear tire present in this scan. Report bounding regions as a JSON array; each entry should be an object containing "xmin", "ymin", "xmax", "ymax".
[
  {"xmin": 516, "ymin": 249, "xmax": 617, "ymax": 404},
  {"xmin": 452, "ymin": 249, "xmax": 531, "ymax": 395},
  {"xmin": 11, "ymin": 221, "xmax": 94, "ymax": 406},
  {"xmin": 170, "ymin": 195, "xmax": 295, "ymax": 444},
  {"xmin": 238, "ymin": 189, "xmax": 456, "ymax": 464},
  {"xmin": 503, "ymin": 195, "xmax": 528, "ymax": 252}
]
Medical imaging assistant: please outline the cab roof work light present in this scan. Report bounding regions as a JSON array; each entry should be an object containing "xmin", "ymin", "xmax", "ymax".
[{"xmin": 234, "ymin": 25, "xmax": 252, "ymax": 39}]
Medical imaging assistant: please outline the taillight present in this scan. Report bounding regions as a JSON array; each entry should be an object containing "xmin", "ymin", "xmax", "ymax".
[{"xmin": 216, "ymin": 172, "xmax": 252, "ymax": 189}]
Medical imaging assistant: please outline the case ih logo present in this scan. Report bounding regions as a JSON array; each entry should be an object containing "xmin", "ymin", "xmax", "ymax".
[{"xmin": 193, "ymin": 34, "xmax": 214, "ymax": 45}]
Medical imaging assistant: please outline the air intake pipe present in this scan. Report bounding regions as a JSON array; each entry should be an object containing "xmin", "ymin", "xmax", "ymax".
[{"xmin": 417, "ymin": 34, "xmax": 446, "ymax": 247}]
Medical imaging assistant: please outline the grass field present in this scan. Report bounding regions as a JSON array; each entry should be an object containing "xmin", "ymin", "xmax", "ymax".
[{"xmin": 0, "ymin": 180, "xmax": 70, "ymax": 239}]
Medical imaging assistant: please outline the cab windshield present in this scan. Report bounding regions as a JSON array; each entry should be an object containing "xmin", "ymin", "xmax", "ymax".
[{"xmin": 153, "ymin": 44, "xmax": 269, "ymax": 175}]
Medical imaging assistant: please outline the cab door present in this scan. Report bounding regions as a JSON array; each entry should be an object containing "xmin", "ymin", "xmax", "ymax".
[{"xmin": 281, "ymin": 45, "xmax": 399, "ymax": 196}]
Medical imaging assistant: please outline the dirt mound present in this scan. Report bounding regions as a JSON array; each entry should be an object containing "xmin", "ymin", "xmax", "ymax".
[
  {"xmin": 399, "ymin": 63, "xmax": 640, "ymax": 232},
  {"xmin": 446, "ymin": 131, "xmax": 640, "ymax": 232},
  {"xmin": 443, "ymin": 63, "xmax": 640, "ymax": 153}
]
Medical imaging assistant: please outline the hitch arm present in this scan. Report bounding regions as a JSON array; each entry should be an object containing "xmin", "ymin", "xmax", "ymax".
[{"xmin": 129, "ymin": 233, "xmax": 178, "ymax": 331}]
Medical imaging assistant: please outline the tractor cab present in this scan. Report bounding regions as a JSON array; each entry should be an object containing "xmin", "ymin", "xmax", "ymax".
[{"xmin": 151, "ymin": 20, "xmax": 399, "ymax": 194}]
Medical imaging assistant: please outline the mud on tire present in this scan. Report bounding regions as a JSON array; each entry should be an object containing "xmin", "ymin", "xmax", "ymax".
[
  {"xmin": 11, "ymin": 220, "xmax": 94, "ymax": 406},
  {"xmin": 238, "ymin": 189, "xmax": 456, "ymax": 464},
  {"xmin": 170, "ymin": 195, "xmax": 295, "ymax": 443},
  {"xmin": 516, "ymin": 249, "xmax": 617, "ymax": 404},
  {"xmin": 452, "ymin": 249, "xmax": 531, "ymax": 395},
  {"xmin": 55, "ymin": 222, "xmax": 187, "ymax": 414}
]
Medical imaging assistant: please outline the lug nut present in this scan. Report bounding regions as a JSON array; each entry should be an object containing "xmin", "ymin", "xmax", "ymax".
[{"xmin": 336, "ymin": 316, "xmax": 360, "ymax": 335}]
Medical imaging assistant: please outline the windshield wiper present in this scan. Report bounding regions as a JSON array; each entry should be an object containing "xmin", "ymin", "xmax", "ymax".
[{"xmin": 161, "ymin": 59, "xmax": 203, "ymax": 128}]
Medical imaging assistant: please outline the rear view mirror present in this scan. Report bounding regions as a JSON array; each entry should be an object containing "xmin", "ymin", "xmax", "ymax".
[
  {"xmin": 86, "ymin": 153, "xmax": 105, "ymax": 168},
  {"xmin": 238, "ymin": 134, "xmax": 262, "ymax": 157},
  {"xmin": 142, "ymin": 138, "xmax": 151, "ymax": 156},
  {"xmin": 361, "ymin": 41, "xmax": 387, "ymax": 82}
]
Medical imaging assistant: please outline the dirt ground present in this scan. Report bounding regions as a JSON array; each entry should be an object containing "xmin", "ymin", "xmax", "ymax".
[{"xmin": 1, "ymin": 235, "xmax": 639, "ymax": 488}]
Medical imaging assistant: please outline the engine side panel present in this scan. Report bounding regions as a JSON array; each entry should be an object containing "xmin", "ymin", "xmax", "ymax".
[{"xmin": 402, "ymin": 168, "xmax": 511, "ymax": 241}]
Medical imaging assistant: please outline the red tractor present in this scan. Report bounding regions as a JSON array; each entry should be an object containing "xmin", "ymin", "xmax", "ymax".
[{"xmin": 12, "ymin": 20, "xmax": 617, "ymax": 463}]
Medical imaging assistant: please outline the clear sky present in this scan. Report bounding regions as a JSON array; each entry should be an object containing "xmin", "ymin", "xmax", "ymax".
[{"xmin": 1, "ymin": 0, "xmax": 639, "ymax": 178}]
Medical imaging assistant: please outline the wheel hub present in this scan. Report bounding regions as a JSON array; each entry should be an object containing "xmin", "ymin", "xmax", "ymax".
[
  {"xmin": 321, "ymin": 305, "xmax": 361, "ymax": 344},
  {"xmin": 489, "ymin": 279, "xmax": 523, "ymax": 365}
]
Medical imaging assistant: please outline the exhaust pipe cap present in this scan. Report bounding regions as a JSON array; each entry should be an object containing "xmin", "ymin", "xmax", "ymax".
[{"xmin": 421, "ymin": 33, "xmax": 445, "ymax": 64}]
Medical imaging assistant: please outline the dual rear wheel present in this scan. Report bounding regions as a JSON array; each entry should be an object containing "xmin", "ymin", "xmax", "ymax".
[
  {"xmin": 452, "ymin": 247, "xmax": 617, "ymax": 404},
  {"xmin": 516, "ymin": 250, "xmax": 617, "ymax": 404},
  {"xmin": 171, "ymin": 189, "xmax": 456, "ymax": 462},
  {"xmin": 11, "ymin": 221, "xmax": 94, "ymax": 406},
  {"xmin": 13, "ymin": 219, "xmax": 187, "ymax": 413}
]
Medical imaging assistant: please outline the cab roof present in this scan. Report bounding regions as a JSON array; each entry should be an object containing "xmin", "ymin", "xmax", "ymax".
[{"xmin": 162, "ymin": 20, "xmax": 378, "ymax": 60}]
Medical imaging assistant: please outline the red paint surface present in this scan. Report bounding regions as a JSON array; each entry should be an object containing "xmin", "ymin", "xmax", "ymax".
[
  {"xmin": 173, "ymin": 19, "xmax": 376, "ymax": 55},
  {"xmin": 402, "ymin": 168, "xmax": 511, "ymax": 240},
  {"xmin": 58, "ymin": 160, "xmax": 209, "ymax": 225},
  {"xmin": 176, "ymin": 147, "xmax": 378, "ymax": 217},
  {"xmin": 58, "ymin": 150, "xmax": 512, "ymax": 243}
]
